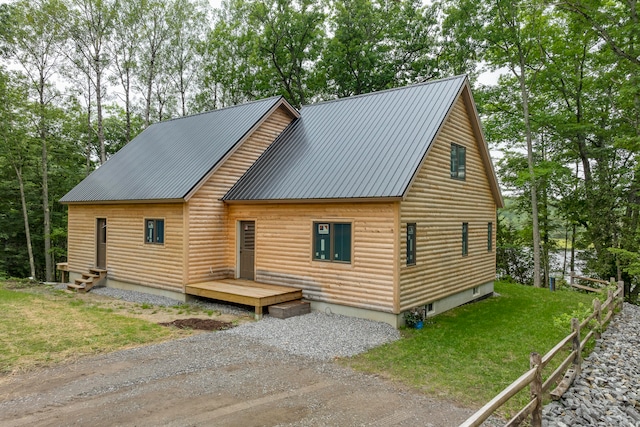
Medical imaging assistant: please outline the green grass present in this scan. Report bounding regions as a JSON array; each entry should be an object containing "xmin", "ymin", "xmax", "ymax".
[
  {"xmin": 343, "ymin": 281, "xmax": 596, "ymax": 417},
  {"xmin": 0, "ymin": 284, "xmax": 186, "ymax": 374}
]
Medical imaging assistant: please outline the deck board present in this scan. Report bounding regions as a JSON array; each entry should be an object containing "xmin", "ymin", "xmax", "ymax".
[{"xmin": 185, "ymin": 279, "xmax": 302, "ymax": 320}]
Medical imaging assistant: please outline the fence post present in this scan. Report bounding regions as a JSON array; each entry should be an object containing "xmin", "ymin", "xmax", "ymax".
[
  {"xmin": 617, "ymin": 280, "xmax": 625, "ymax": 310},
  {"xmin": 593, "ymin": 298, "xmax": 602, "ymax": 340},
  {"xmin": 530, "ymin": 352, "xmax": 542, "ymax": 427},
  {"xmin": 572, "ymin": 318, "xmax": 581, "ymax": 368},
  {"xmin": 570, "ymin": 271, "xmax": 575, "ymax": 286}
]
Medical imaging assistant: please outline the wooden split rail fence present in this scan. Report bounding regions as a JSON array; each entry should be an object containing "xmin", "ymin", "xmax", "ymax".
[{"xmin": 460, "ymin": 278, "xmax": 624, "ymax": 427}]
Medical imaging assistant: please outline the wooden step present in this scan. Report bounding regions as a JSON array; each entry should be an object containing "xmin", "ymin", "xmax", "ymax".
[
  {"xmin": 268, "ymin": 300, "xmax": 310, "ymax": 319},
  {"xmin": 67, "ymin": 283, "xmax": 86, "ymax": 291},
  {"xmin": 81, "ymin": 273, "xmax": 99, "ymax": 279},
  {"xmin": 75, "ymin": 278, "xmax": 94, "ymax": 284},
  {"xmin": 89, "ymin": 268, "xmax": 107, "ymax": 275}
]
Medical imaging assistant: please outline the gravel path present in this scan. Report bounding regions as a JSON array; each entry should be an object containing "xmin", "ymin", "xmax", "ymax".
[
  {"xmin": 542, "ymin": 302, "xmax": 640, "ymax": 426},
  {"xmin": 72, "ymin": 284, "xmax": 401, "ymax": 360}
]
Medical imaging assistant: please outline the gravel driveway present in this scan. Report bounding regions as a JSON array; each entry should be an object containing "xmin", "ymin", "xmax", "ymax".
[{"xmin": 0, "ymin": 288, "xmax": 479, "ymax": 427}]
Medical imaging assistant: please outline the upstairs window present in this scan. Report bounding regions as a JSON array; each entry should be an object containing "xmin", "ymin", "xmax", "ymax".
[
  {"xmin": 145, "ymin": 219, "xmax": 164, "ymax": 244},
  {"xmin": 406, "ymin": 223, "xmax": 416, "ymax": 266},
  {"xmin": 313, "ymin": 222, "xmax": 351, "ymax": 263},
  {"xmin": 451, "ymin": 143, "xmax": 466, "ymax": 180},
  {"xmin": 462, "ymin": 222, "xmax": 468, "ymax": 256}
]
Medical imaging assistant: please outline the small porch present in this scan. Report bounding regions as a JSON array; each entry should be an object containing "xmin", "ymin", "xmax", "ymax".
[{"xmin": 185, "ymin": 279, "xmax": 303, "ymax": 320}]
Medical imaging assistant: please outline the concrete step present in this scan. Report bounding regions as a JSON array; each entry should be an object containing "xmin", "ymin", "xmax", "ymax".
[{"xmin": 268, "ymin": 300, "xmax": 310, "ymax": 319}]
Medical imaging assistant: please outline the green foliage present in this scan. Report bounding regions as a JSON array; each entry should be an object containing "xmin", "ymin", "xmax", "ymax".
[{"xmin": 552, "ymin": 302, "xmax": 594, "ymax": 332}]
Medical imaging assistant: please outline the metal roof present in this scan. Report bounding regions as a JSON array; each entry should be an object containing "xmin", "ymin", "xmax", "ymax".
[
  {"xmin": 60, "ymin": 96, "xmax": 286, "ymax": 203},
  {"xmin": 223, "ymin": 75, "xmax": 468, "ymax": 201}
]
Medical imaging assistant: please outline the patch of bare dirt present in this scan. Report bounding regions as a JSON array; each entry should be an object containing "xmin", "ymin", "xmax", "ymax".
[{"xmin": 159, "ymin": 318, "xmax": 233, "ymax": 331}]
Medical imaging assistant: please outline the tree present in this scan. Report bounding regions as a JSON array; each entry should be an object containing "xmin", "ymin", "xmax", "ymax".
[
  {"xmin": 471, "ymin": 0, "xmax": 547, "ymax": 287},
  {"xmin": 0, "ymin": 70, "xmax": 37, "ymax": 279},
  {"xmin": 1, "ymin": 0, "xmax": 67, "ymax": 282},
  {"xmin": 166, "ymin": 0, "xmax": 208, "ymax": 116},
  {"xmin": 109, "ymin": 0, "xmax": 143, "ymax": 143},
  {"xmin": 66, "ymin": 0, "xmax": 116, "ymax": 165},
  {"xmin": 136, "ymin": 0, "xmax": 172, "ymax": 127},
  {"xmin": 249, "ymin": 0, "xmax": 325, "ymax": 107},
  {"xmin": 321, "ymin": 0, "xmax": 441, "ymax": 98}
]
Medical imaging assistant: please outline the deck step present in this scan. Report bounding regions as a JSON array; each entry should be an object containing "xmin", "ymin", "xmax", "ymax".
[
  {"xmin": 268, "ymin": 300, "xmax": 310, "ymax": 319},
  {"xmin": 67, "ymin": 268, "xmax": 107, "ymax": 293}
]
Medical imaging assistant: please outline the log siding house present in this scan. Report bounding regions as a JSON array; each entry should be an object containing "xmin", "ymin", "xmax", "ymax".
[{"xmin": 60, "ymin": 75, "xmax": 503, "ymax": 327}]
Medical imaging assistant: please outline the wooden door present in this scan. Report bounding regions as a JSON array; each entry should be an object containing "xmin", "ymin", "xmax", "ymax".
[
  {"xmin": 239, "ymin": 221, "xmax": 255, "ymax": 280},
  {"xmin": 96, "ymin": 218, "xmax": 107, "ymax": 269}
]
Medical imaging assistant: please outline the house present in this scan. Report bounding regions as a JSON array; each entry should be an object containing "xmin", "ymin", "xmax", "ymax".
[{"xmin": 60, "ymin": 75, "xmax": 503, "ymax": 327}]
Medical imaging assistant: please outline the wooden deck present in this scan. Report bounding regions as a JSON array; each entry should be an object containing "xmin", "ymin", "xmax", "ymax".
[{"xmin": 185, "ymin": 279, "xmax": 303, "ymax": 320}]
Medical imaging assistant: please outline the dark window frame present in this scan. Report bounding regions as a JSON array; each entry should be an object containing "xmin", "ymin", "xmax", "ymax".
[
  {"xmin": 145, "ymin": 218, "xmax": 165, "ymax": 245},
  {"xmin": 488, "ymin": 222, "xmax": 493, "ymax": 252},
  {"xmin": 313, "ymin": 222, "xmax": 352, "ymax": 263},
  {"xmin": 451, "ymin": 143, "xmax": 466, "ymax": 180},
  {"xmin": 462, "ymin": 222, "xmax": 468, "ymax": 256},
  {"xmin": 406, "ymin": 223, "xmax": 416, "ymax": 266}
]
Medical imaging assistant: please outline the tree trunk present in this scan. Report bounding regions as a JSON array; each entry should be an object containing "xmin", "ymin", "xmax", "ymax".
[
  {"xmin": 39, "ymin": 75, "xmax": 53, "ymax": 282},
  {"xmin": 518, "ymin": 55, "xmax": 542, "ymax": 287},
  {"xmin": 96, "ymin": 55, "xmax": 106, "ymax": 164},
  {"xmin": 86, "ymin": 73, "xmax": 92, "ymax": 176},
  {"xmin": 15, "ymin": 164, "xmax": 36, "ymax": 279}
]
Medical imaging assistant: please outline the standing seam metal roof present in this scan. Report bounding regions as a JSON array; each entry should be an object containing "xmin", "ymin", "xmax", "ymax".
[
  {"xmin": 223, "ymin": 75, "xmax": 468, "ymax": 201},
  {"xmin": 60, "ymin": 97, "xmax": 285, "ymax": 203}
]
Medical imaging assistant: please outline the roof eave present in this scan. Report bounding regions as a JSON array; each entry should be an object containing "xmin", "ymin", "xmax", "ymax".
[
  {"xmin": 60, "ymin": 198, "xmax": 185, "ymax": 205},
  {"xmin": 460, "ymin": 81, "xmax": 504, "ymax": 208},
  {"xmin": 222, "ymin": 196, "xmax": 403, "ymax": 204}
]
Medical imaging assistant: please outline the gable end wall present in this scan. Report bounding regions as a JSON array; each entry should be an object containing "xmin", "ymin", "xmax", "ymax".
[
  {"xmin": 186, "ymin": 106, "xmax": 294, "ymax": 283},
  {"xmin": 399, "ymin": 96, "xmax": 497, "ymax": 311}
]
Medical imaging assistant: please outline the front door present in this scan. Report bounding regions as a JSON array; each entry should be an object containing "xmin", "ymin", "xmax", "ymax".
[
  {"xmin": 239, "ymin": 221, "xmax": 255, "ymax": 280},
  {"xmin": 96, "ymin": 218, "xmax": 107, "ymax": 269}
]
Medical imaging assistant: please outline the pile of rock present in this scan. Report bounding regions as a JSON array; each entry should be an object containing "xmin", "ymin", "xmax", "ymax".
[{"xmin": 542, "ymin": 302, "xmax": 640, "ymax": 426}]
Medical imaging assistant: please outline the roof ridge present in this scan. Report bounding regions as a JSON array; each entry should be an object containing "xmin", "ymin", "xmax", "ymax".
[
  {"xmin": 156, "ymin": 95, "xmax": 284, "ymax": 124},
  {"xmin": 300, "ymin": 75, "xmax": 467, "ymax": 110}
]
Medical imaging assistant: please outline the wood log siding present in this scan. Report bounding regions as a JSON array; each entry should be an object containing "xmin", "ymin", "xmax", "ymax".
[
  {"xmin": 399, "ymin": 97, "xmax": 497, "ymax": 311},
  {"xmin": 227, "ymin": 202, "xmax": 397, "ymax": 313},
  {"xmin": 66, "ymin": 203, "xmax": 185, "ymax": 290},
  {"xmin": 186, "ymin": 106, "xmax": 295, "ymax": 284}
]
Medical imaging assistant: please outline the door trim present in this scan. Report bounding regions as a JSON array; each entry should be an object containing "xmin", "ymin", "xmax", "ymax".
[{"xmin": 237, "ymin": 220, "xmax": 255, "ymax": 280}]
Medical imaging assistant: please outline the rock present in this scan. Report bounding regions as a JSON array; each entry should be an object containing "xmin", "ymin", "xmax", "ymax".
[{"xmin": 542, "ymin": 303, "xmax": 640, "ymax": 427}]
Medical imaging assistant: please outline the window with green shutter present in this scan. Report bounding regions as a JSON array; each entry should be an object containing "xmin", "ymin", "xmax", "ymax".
[
  {"xmin": 145, "ymin": 219, "xmax": 164, "ymax": 244},
  {"xmin": 462, "ymin": 222, "xmax": 468, "ymax": 256},
  {"xmin": 407, "ymin": 223, "xmax": 416, "ymax": 266},
  {"xmin": 313, "ymin": 222, "xmax": 351, "ymax": 263}
]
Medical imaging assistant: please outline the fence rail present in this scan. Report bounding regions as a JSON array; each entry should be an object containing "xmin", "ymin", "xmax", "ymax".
[{"xmin": 460, "ymin": 280, "xmax": 624, "ymax": 427}]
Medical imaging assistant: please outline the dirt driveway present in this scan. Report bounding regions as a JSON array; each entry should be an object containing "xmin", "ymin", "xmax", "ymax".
[{"xmin": 0, "ymin": 331, "xmax": 478, "ymax": 426}]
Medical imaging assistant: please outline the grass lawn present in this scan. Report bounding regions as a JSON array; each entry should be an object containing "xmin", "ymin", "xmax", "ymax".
[
  {"xmin": 343, "ymin": 281, "xmax": 597, "ymax": 417},
  {"xmin": 0, "ymin": 281, "xmax": 196, "ymax": 375}
]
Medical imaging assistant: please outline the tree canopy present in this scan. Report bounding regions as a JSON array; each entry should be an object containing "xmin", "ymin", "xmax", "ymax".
[{"xmin": 0, "ymin": 0, "xmax": 638, "ymax": 303}]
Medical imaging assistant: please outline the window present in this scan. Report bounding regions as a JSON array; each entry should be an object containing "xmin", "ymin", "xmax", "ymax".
[
  {"xmin": 451, "ymin": 143, "xmax": 466, "ymax": 180},
  {"xmin": 426, "ymin": 303, "xmax": 434, "ymax": 313},
  {"xmin": 462, "ymin": 222, "xmax": 468, "ymax": 256},
  {"xmin": 472, "ymin": 286, "xmax": 479, "ymax": 296},
  {"xmin": 313, "ymin": 222, "xmax": 351, "ymax": 263},
  {"xmin": 488, "ymin": 222, "xmax": 493, "ymax": 252},
  {"xmin": 406, "ymin": 223, "xmax": 416, "ymax": 266},
  {"xmin": 145, "ymin": 219, "xmax": 164, "ymax": 244}
]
